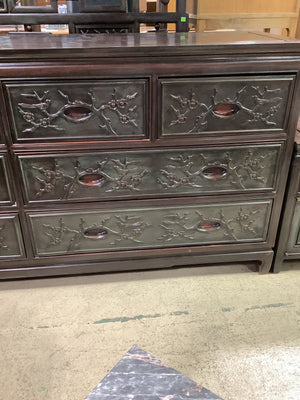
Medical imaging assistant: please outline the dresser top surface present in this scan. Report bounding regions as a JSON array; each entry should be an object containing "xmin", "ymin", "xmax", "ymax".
[{"xmin": 1, "ymin": 31, "xmax": 300, "ymax": 59}]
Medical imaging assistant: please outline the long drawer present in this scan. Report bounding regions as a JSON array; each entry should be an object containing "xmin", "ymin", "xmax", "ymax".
[
  {"xmin": 4, "ymin": 79, "xmax": 148, "ymax": 142},
  {"xmin": 0, "ymin": 214, "xmax": 25, "ymax": 259},
  {"xmin": 28, "ymin": 200, "xmax": 272, "ymax": 256},
  {"xmin": 0, "ymin": 154, "xmax": 15, "ymax": 206},
  {"xmin": 18, "ymin": 144, "xmax": 281, "ymax": 204},
  {"xmin": 160, "ymin": 75, "xmax": 295, "ymax": 137}
]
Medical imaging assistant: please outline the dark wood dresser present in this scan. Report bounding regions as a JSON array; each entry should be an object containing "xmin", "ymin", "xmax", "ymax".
[
  {"xmin": 273, "ymin": 124, "xmax": 300, "ymax": 272},
  {"xmin": 0, "ymin": 31, "xmax": 300, "ymax": 279}
]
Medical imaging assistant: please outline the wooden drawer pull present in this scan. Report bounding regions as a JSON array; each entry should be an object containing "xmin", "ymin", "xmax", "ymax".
[
  {"xmin": 64, "ymin": 106, "xmax": 92, "ymax": 122},
  {"xmin": 202, "ymin": 166, "xmax": 227, "ymax": 180},
  {"xmin": 83, "ymin": 227, "xmax": 108, "ymax": 239},
  {"xmin": 213, "ymin": 103, "xmax": 240, "ymax": 118},
  {"xmin": 78, "ymin": 173, "xmax": 106, "ymax": 187},
  {"xmin": 198, "ymin": 221, "xmax": 221, "ymax": 232}
]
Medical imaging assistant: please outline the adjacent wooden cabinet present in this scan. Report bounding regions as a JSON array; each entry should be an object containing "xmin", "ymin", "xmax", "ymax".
[
  {"xmin": 186, "ymin": 0, "xmax": 300, "ymax": 37},
  {"xmin": 0, "ymin": 31, "xmax": 300, "ymax": 279},
  {"xmin": 273, "ymin": 128, "xmax": 300, "ymax": 272}
]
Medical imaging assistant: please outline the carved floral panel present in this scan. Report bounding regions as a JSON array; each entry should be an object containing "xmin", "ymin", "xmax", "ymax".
[
  {"xmin": 29, "ymin": 200, "xmax": 272, "ymax": 256},
  {"xmin": 5, "ymin": 80, "xmax": 147, "ymax": 141},
  {"xmin": 161, "ymin": 75, "xmax": 295, "ymax": 135},
  {"xmin": 0, "ymin": 215, "xmax": 24, "ymax": 258},
  {"xmin": 286, "ymin": 202, "xmax": 300, "ymax": 252},
  {"xmin": 19, "ymin": 144, "xmax": 281, "ymax": 204}
]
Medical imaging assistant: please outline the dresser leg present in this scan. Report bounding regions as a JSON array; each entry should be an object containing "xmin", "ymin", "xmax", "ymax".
[
  {"xmin": 258, "ymin": 252, "xmax": 274, "ymax": 274},
  {"xmin": 258, "ymin": 252, "xmax": 274, "ymax": 275},
  {"xmin": 272, "ymin": 252, "xmax": 284, "ymax": 273}
]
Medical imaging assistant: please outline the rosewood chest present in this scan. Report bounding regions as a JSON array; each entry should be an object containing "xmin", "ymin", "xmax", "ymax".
[
  {"xmin": 273, "ymin": 125, "xmax": 300, "ymax": 272},
  {"xmin": 0, "ymin": 31, "xmax": 300, "ymax": 279}
]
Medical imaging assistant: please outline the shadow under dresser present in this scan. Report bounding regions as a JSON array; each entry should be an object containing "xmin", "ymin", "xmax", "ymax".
[{"xmin": 0, "ymin": 31, "xmax": 300, "ymax": 279}]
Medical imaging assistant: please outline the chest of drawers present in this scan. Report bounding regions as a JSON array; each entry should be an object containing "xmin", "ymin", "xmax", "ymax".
[
  {"xmin": 0, "ymin": 31, "xmax": 300, "ymax": 279},
  {"xmin": 273, "ymin": 127, "xmax": 300, "ymax": 272}
]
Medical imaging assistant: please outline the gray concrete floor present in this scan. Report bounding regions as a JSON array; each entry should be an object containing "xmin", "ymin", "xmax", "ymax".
[{"xmin": 0, "ymin": 262, "xmax": 300, "ymax": 400}]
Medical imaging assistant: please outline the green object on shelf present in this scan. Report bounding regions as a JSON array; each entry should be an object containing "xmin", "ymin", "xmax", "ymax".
[{"xmin": 181, "ymin": 16, "xmax": 187, "ymax": 22}]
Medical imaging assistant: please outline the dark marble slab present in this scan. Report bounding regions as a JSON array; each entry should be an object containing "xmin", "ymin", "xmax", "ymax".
[{"xmin": 85, "ymin": 345, "xmax": 223, "ymax": 400}]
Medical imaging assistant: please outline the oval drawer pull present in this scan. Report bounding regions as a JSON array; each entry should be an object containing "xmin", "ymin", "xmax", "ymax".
[
  {"xmin": 83, "ymin": 227, "xmax": 108, "ymax": 239},
  {"xmin": 78, "ymin": 173, "xmax": 106, "ymax": 187},
  {"xmin": 198, "ymin": 221, "xmax": 221, "ymax": 232},
  {"xmin": 202, "ymin": 166, "xmax": 227, "ymax": 180},
  {"xmin": 213, "ymin": 103, "xmax": 240, "ymax": 118},
  {"xmin": 64, "ymin": 106, "xmax": 92, "ymax": 122}
]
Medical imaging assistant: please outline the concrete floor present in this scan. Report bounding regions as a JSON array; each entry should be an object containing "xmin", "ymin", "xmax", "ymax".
[{"xmin": 0, "ymin": 262, "xmax": 299, "ymax": 400}]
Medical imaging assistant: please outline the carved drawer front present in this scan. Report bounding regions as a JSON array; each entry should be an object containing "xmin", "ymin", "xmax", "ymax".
[
  {"xmin": 28, "ymin": 200, "xmax": 272, "ymax": 256},
  {"xmin": 0, "ymin": 154, "xmax": 15, "ymax": 206},
  {"xmin": 19, "ymin": 144, "xmax": 281, "ymax": 204},
  {"xmin": 0, "ymin": 214, "xmax": 25, "ymax": 259},
  {"xmin": 4, "ymin": 80, "xmax": 147, "ymax": 142},
  {"xmin": 160, "ymin": 75, "xmax": 295, "ymax": 137}
]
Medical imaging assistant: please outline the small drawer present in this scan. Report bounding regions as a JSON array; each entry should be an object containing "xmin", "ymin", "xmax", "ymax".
[
  {"xmin": 19, "ymin": 144, "xmax": 281, "ymax": 204},
  {"xmin": 0, "ymin": 154, "xmax": 15, "ymax": 206},
  {"xmin": 0, "ymin": 214, "xmax": 25, "ymax": 259},
  {"xmin": 160, "ymin": 75, "xmax": 295, "ymax": 137},
  {"xmin": 28, "ymin": 200, "xmax": 272, "ymax": 256},
  {"xmin": 4, "ymin": 79, "xmax": 148, "ymax": 142}
]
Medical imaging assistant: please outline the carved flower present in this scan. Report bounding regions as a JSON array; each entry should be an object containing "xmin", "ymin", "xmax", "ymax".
[
  {"xmin": 178, "ymin": 114, "xmax": 187, "ymax": 124},
  {"xmin": 40, "ymin": 118, "xmax": 51, "ymax": 127},
  {"xmin": 180, "ymin": 98, "xmax": 188, "ymax": 107},
  {"xmin": 117, "ymin": 99, "xmax": 127, "ymax": 109},
  {"xmin": 268, "ymin": 106, "xmax": 279, "ymax": 116},
  {"xmin": 44, "ymin": 183, "xmax": 54, "ymax": 193},
  {"xmin": 119, "ymin": 115, "xmax": 130, "ymax": 124},
  {"xmin": 108, "ymin": 100, "xmax": 118, "ymax": 110},
  {"xmin": 252, "ymin": 112, "xmax": 263, "ymax": 122},
  {"xmin": 181, "ymin": 177, "xmax": 190, "ymax": 184},
  {"xmin": 55, "ymin": 171, "xmax": 64, "ymax": 178},
  {"xmin": 23, "ymin": 112, "xmax": 35, "ymax": 122},
  {"xmin": 44, "ymin": 170, "xmax": 54, "ymax": 179},
  {"xmin": 165, "ymin": 173, "xmax": 177, "ymax": 183},
  {"xmin": 131, "ymin": 177, "xmax": 142, "ymax": 186}
]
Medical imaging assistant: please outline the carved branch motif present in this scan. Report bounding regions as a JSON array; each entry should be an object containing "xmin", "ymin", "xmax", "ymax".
[
  {"xmin": 157, "ymin": 155, "xmax": 204, "ymax": 189},
  {"xmin": 158, "ymin": 208, "xmax": 259, "ymax": 242},
  {"xmin": 31, "ymin": 158, "xmax": 150, "ymax": 199},
  {"xmin": 104, "ymin": 158, "xmax": 150, "ymax": 193},
  {"xmin": 0, "ymin": 225, "xmax": 9, "ymax": 252},
  {"xmin": 32, "ymin": 162, "xmax": 65, "ymax": 197},
  {"xmin": 18, "ymin": 88, "xmax": 139, "ymax": 136},
  {"xmin": 103, "ymin": 215, "xmax": 152, "ymax": 245},
  {"xmin": 79, "ymin": 28, "xmax": 130, "ymax": 34},
  {"xmin": 42, "ymin": 215, "xmax": 151, "ymax": 251},
  {"xmin": 158, "ymin": 150, "xmax": 267, "ymax": 190},
  {"xmin": 168, "ymin": 85, "xmax": 283, "ymax": 132}
]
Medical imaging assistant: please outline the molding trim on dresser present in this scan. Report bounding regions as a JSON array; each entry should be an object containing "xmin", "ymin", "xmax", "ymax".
[{"xmin": 0, "ymin": 31, "xmax": 300, "ymax": 279}]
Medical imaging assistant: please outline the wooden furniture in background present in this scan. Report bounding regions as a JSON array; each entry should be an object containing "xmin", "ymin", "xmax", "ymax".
[
  {"xmin": 186, "ymin": 0, "xmax": 300, "ymax": 37},
  {"xmin": 0, "ymin": 0, "xmax": 188, "ymax": 33},
  {"xmin": 296, "ymin": 5, "xmax": 300, "ymax": 37},
  {"xmin": 0, "ymin": 31, "xmax": 300, "ymax": 279}
]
